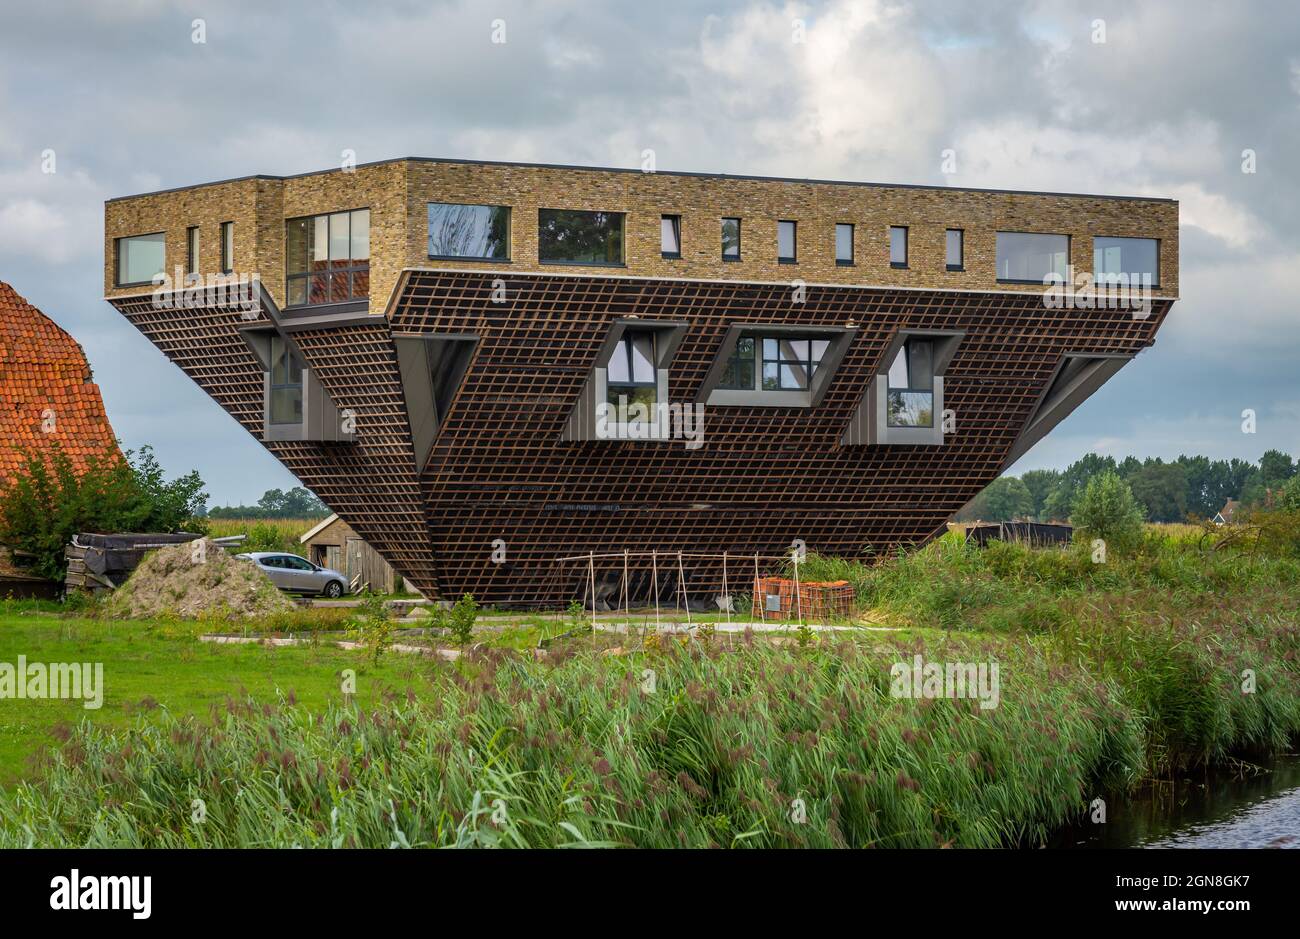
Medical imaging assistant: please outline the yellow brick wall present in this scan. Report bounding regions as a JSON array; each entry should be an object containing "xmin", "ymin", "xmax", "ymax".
[
  {"xmin": 105, "ymin": 158, "xmax": 1179, "ymax": 310},
  {"xmin": 104, "ymin": 177, "xmax": 263, "ymax": 299}
]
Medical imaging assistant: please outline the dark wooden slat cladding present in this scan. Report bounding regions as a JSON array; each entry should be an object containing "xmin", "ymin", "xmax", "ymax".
[
  {"xmin": 112, "ymin": 271, "xmax": 1172, "ymax": 606},
  {"xmin": 110, "ymin": 295, "xmax": 439, "ymax": 596},
  {"xmin": 395, "ymin": 271, "xmax": 1170, "ymax": 605}
]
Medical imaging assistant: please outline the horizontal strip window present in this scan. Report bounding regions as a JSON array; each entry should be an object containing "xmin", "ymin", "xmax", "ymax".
[
  {"xmin": 286, "ymin": 208, "xmax": 370, "ymax": 307},
  {"xmin": 428, "ymin": 202, "xmax": 510, "ymax": 260},
  {"xmin": 538, "ymin": 208, "xmax": 624, "ymax": 265},
  {"xmin": 115, "ymin": 232, "xmax": 165, "ymax": 287},
  {"xmin": 1093, "ymin": 236, "xmax": 1159, "ymax": 287},
  {"xmin": 996, "ymin": 231, "xmax": 1068, "ymax": 283}
]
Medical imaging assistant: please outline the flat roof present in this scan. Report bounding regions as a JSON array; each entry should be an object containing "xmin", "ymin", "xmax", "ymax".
[{"xmin": 105, "ymin": 155, "xmax": 1177, "ymax": 205}]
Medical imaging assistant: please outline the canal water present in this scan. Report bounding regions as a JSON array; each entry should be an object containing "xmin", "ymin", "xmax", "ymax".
[{"xmin": 1050, "ymin": 752, "xmax": 1300, "ymax": 848}]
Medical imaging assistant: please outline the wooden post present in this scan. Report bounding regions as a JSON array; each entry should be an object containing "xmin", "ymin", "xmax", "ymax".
[
  {"xmin": 651, "ymin": 550, "xmax": 660, "ymax": 634},
  {"xmin": 588, "ymin": 551, "xmax": 597, "ymax": 639},
  {"xmin": 722, "ymin": 550, "xmax": 731, "ymax": 626},
  {"xmin": 678, "ymin": 551, "xmax": 692, "ymax": 628},
  {"xmin": 792, "ymin": 547, "xmax": 803, "ymax": 628}
]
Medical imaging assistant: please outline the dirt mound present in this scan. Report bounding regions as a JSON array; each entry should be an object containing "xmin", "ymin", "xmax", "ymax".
[{"xmin": 105, "ymin": 538, "xmax": 294, "ymax": 620}]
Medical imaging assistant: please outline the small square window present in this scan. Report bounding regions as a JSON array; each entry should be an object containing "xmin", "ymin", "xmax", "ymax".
[
  {"xmin": 661, "ymin": 215, "xmax": 681, "ymax": 258},
  {"xmin": 889, "ymin": 226, "xmax": 908, "ymax": 268},
  {"xmin": 777, "ymin": 220, "xmax": 797, "ymax": 263},
  {"xmin": 835, "ymin": 223, "xmax": 854, "ymax": 265}
]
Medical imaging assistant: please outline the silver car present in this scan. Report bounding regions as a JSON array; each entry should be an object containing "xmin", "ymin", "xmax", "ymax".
[{"xmin": 238, "ymin": 552, "xmax": 348, "ymax": 598}]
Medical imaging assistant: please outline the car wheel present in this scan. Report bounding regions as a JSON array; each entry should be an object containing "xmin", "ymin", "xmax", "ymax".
[{"xmin": 322, "ymin": 581, "xmax": 344, "ymax": 599}]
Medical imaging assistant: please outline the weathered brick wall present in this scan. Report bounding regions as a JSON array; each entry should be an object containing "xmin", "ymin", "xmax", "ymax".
[{"xmin": 105, "ymin": 157, "xmax": 1179, "ymax": 310}]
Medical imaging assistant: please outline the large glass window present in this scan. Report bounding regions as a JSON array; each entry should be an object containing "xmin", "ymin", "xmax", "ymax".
[
  {"xmin": 836, "ymin": 223, "xmax": 854, "ymax": 264},
  {"xmin": 996, "ymin": 231, "xmax": 1069, "ymax": 283},
  {"xmin": 718, "ymin": 334, "xmax": 829, "ymax": 392},
  {"xmin": 605, "ymin": 330, "xmax": 657, "ymax": 422},
  {"xmin": 427, "ymin": 203, "xmax": 510, "ymax": 260},
  {"xmin": 115, "ymin": 232, "xmax": 165, "ymax": 286},
  {"xmin": 946, "ymin": 229, "xmax": 963, "ymax": 270},
  {"xmin": 269, "ymin": 334, "xmax": 303, "ymax": 425},
  {"xmin": 1093, "ymin": 236, "xmax": 1158, "ymax": 286},
  {"xmin": 890, "ymin": 226, "xmax": 908, "ymax": 268},
  {"xmin": 886, "ymin": 338, "xmax": 934, "ymax": 428},
  {"xmin": 538, "ymin": 209, "xmax": 624, "ymax": 265},
  {"xmin": 722, "ymin": 217, "xmax": 741, "ymax": 260},
  {"xmin": 661, "ymin": 215, "xmax": 681, "ymax": 258},
  {"xmin": 285, "ymin": 208, "xmax": 370, "ymax": 307},
  {"xmin": 778, "ymin": 220, "xmax": 797, "ymax": 263}
]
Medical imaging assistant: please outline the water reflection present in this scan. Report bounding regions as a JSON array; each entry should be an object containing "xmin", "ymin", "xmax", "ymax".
[{"xmin": 1049, "ymin": 753, "xmax": 1300, "ymax": 848}]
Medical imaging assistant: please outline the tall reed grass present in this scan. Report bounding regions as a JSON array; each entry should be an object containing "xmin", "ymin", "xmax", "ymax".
[{"xmin": 0, "ymin": 637, "xmax": 1142, "ymax": 848}]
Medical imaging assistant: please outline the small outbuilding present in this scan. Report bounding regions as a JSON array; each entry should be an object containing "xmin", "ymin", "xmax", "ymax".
[
  {"xmin": 1212, "ymin": 499, "xmax": 1240, "ymax": 526},
  {"xmin": 299, "ymin": 514, "xmax": 421, "ymax": 596}
]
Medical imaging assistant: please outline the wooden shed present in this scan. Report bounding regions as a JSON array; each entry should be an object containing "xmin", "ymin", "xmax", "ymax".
[{"xmin": 299, "ymin": 515, "xmax": 421, "ymax": 596}]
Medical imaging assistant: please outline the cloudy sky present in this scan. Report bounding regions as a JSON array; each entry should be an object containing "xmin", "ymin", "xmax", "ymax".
[{"xmin": 0, "ymin": 0, "xmax": 1296, "ymax": 506}]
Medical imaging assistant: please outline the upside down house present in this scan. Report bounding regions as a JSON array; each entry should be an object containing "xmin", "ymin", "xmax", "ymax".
[{"xmin": 104, "ymin": 158, "xmax": 1177, "ymax": 605}]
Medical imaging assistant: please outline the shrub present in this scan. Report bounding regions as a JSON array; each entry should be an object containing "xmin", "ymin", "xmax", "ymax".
[
  {"xmin": 447, "ymin": 593, "xmax": 478, "ymax": 645},
  {"xmin": 1071, "ymin": 470, "xmax": 1145, "ymax": 556},
  {"xmin": 0, "ymin": 444, "xmax": 207, "ymax": 581},
  {"xmin": 346, "ymin": 595, "xmax": 394, "ymax": 664}
]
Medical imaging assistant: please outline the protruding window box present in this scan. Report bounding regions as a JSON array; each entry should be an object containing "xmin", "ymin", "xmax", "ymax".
[
  {"xmin": 563, "ymin": 319, "xmax": 688, "ymax": 442},
  {"xmin": 697, "ymin": 325, "xmax": 857, "ymax": 409},
  {"xmin": 240, "ymin": 328, "xmax": 354, "ymax": 443},
  {"xmin": 842, "ymin": 330, "xmax": 963, "ymax": 446}
]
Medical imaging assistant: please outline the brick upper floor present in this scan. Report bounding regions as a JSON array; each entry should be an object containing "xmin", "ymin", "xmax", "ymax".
[{"xmin": 104, "ymin": 156, "xmax": 1179, "ymax": 312}]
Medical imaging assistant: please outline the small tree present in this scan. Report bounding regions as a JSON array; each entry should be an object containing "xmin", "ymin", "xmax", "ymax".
[
  {"xmin": 1071, "ymin": 470, "xmax": 1145, "ymax": 555},
  {"xmin": 447, "ymin": 593, "xmax": 478, "ymax": 645}
]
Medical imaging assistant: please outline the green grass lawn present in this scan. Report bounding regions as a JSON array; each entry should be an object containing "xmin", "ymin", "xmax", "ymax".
[{"xmin": 0, "ymin": 612, "xmax": 439, "ymax": 785}]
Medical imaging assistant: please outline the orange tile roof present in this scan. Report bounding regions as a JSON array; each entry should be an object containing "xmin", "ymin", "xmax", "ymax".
[{"xmin": 0, "ymin": 280, "xmax": 121, "ymax": 486}]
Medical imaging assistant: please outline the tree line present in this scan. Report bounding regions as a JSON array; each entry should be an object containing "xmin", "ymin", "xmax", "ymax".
[
  {"xmin": 956, "ymin": 449, "xmax": 1299, "ymax": 524},
  {"xmin": 205, "ymin": 487, "xmax": 329, "ymax": 520}
]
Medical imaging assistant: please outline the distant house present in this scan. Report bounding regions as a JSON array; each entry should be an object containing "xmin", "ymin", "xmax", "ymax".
[
  {"xmin": 299, "ymin": 514, "xmax": 421, "ymax": 596},
  {"xmin": 1212, "ymin": 499, "xmax": 1240, "ymax": 525},
  {"xmin": 1, "ymin": 280, "xmax": 121, "ymax": 597}
]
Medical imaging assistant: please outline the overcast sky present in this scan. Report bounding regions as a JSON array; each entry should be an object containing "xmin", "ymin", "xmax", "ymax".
[{"xmin": 0, "ymin": 0, "xmax": 1296, "ymax": 506}]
